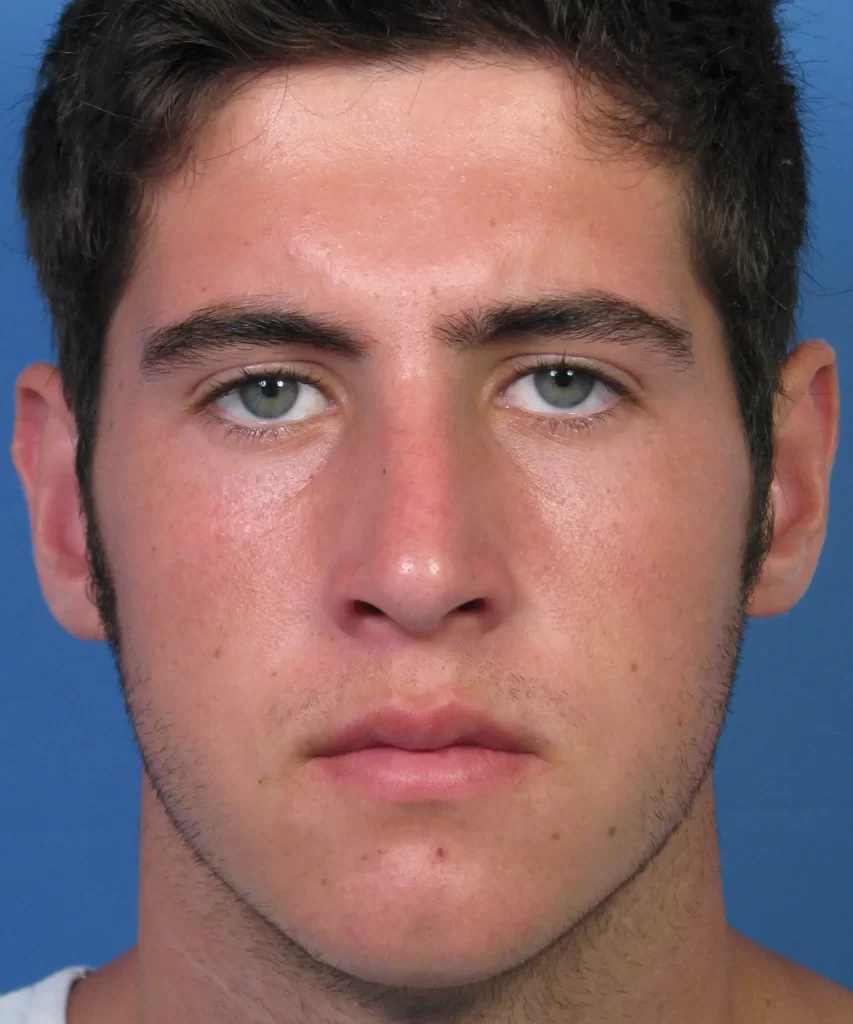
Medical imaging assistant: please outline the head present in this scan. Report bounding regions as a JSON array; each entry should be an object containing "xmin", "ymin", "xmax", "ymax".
[{"xmin": 11, "ymin": 0, "xmax": 839, "ymax": 1002}]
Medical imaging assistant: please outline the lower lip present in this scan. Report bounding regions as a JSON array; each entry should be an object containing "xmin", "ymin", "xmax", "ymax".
[{"xmin": 313, "ymin": 746, "xmax": 535, "ymax": 800}]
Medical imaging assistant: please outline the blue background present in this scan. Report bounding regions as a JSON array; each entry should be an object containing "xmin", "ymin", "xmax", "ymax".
[{"xmin": 1, "ymin": 0, "xmax": 850, "ymax": 995}]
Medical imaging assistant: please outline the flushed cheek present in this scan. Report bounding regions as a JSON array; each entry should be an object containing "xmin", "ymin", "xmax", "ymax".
[
  {"xmin": 516, "ymin": 434, "xmax": 742, "ymax": 582},
  {"xmin": 502, "ymin": 417, "xmax": 749, "ymax": 737},
  {"xmin": 94, "ymin": 425, "xmax": 334, "ymax": 690}
]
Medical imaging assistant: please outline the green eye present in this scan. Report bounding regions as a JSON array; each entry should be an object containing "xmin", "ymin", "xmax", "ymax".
[
  {"xmin": 505, "ymin": 360, "xmax": 621, "ymax": 418},
  {"xmin": 531, "ymin": 367, "xmax": 596, "ymax": 409},
  {"xmin": 213, "ymin": 371, "xmax": 328, "ymax": 425},
  {"xmin": 237, "ymin": 377, "xmax": 300, "ymax": 419}
]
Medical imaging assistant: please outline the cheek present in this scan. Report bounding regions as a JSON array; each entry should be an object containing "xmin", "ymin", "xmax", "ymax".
[
  {"xmin": 499, "ymin": 408, "xmax": 750, "ymax": 738},
  {"xmin": 93, "ymin": 419, "xmax": 334, "ymax": 693},
  {"xmin": 508, "ymin": 411, "xmax": 748, "ymax": 596}
]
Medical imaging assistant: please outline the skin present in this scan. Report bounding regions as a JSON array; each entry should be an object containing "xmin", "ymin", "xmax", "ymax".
[{"xmin": 11, "ymin": 56, "xmax": 850, "ymax": 1023}]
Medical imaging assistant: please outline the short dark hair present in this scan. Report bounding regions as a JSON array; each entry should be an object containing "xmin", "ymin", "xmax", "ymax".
[{"xmin": 18, "ymin": 0, "xmax": 807, "ymax": 605}]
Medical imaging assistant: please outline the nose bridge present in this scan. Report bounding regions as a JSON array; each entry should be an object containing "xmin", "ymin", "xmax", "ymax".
[
  {"xmin": 327, "ymin": 377, "xmax": 514, "ymax": 642},
  {"xmin": 360, "ymin": 382, "xmax": 485, "ymax": 576},
  {"xmin": 379, "ymin": 388, "xmax": 468, "ymax": 538}
]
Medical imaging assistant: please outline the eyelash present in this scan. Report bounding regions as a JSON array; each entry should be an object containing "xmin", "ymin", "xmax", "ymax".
[{"xmin": 199, "ymin": 357, "xmax": 630, "ymax": 442}]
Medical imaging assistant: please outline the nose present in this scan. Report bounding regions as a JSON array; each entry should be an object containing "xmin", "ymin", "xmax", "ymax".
[{"xmin": 324, "ymin": 404, "xmax": 516, "ymax": 647}]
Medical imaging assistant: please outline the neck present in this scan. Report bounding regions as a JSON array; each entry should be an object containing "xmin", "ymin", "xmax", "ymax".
[{"xmin": 103, "ymin": 771, "xmax": 733, "ymax": 1024}]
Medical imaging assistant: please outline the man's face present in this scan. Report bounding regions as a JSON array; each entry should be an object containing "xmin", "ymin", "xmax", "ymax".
[{"xmin": 94, "ymin": 58, "xmax": 750, "ymax": 985}]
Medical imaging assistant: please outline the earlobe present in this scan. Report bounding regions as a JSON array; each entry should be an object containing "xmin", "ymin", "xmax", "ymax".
[
  {"xmin": 746, "ymin": 340, "xmax": 840, "ymax": 618},
  {"xmin": 11, "ymin": 362, "xmax": 106, "ymax": 641}
]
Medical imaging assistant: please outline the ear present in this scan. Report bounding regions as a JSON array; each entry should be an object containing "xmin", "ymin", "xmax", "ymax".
[
  {"xmin": 11, "ymin": 362, "xmax": 106, "ymax": 641},
  {"xmin": 746, "ymin": 340, "xmax": 840, "ymax": 618}
]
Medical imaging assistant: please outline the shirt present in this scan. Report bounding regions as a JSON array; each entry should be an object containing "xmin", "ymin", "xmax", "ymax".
[{"xmin": 0, "ymin": 968, "xmax": 92, "ymax": 1024}]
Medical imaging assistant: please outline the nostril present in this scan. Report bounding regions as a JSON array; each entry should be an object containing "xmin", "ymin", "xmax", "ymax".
[
  {"xmin": 354, "ymin": 600, "xmax": 384, "ymax": 616},
  {"xmin": 459, "ymin": 599, "xmax": 485, "ymax": 612}
]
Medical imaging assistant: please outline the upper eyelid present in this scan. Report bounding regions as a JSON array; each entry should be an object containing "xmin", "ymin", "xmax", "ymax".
[
  {"xmin": 201, "ymin": 363, "xmax": 327, "ymax": 401},
  {"xmin": 203, "ymin": 354, "xmax": 629, "ymax": 397},
  {"xmin": 516, "ymin": 355, "xmax": 628, "ymax": 391},
  {"xmin": 199, "ymin": 361, "xmax": 630, "ymax": 432},
  {"xmin": 199, "ymin": 358, "xmax": 630, "ymax": 438}
]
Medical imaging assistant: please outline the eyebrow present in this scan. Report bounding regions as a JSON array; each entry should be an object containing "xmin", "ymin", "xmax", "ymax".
[{"xmin": 139, "ymin": 290, "xmax": 694, "ymax": 377}]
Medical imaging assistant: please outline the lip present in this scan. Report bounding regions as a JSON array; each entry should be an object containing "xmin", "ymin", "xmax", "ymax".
[
  {"xmin": 313, "ymin": 745, "xmax": 535, "ymax": 801},
  {"xmin": 313, "ymin": 702, "xmax": 534, "ymax": 758}
]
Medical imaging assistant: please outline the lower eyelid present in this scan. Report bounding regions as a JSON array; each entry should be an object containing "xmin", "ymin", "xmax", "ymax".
[
  {"xmin": 201, "ymin": 362, "xmax": 628, "ymax": 434},
  {"xmin": 503, "ymin": 367, "xmax": 624, "ymax": 411}
]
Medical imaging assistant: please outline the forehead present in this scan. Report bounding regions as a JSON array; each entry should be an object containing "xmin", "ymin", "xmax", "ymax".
[{"xmin": 122, "ymin": 57, "xmax": 704, "ymax": 339}]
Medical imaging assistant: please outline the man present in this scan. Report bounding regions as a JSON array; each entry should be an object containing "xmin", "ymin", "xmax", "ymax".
[{"xmin": 1, "ymin": 0, "xmax": 850, "ymax": 1021}]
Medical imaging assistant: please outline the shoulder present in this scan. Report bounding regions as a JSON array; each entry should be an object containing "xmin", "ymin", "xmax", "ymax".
[{"xmin": 730, "ymin": 929, "xmax": 853, "ymax": 1024}]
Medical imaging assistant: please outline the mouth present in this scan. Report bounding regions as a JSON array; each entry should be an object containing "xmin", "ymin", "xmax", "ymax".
[
  {"xmin": 314, "ymin": 702, "xmax": 534, "ymax": 758},
  {"xmin": 310, "ymin": 702, "xmax": 539, "ymax": 801}
]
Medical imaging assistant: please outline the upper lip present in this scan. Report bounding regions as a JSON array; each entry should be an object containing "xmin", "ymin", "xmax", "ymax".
[{"xmin": 315, "ymin": 702, "xmax": 534, "ymax": 757}]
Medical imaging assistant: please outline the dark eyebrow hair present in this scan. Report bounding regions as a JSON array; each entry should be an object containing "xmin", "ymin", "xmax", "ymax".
[{"xmin": 139, "ymin": 290, "xmax": 694, "ymax": 377}]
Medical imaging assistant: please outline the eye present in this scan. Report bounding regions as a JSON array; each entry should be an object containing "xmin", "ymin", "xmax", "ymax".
[
  {"xmin": 211, "ymin": 369, "xmax": 329, "ymax": 425},
  {"xmin": 503, "ymin": 358, "xmax": 624, "ymax": 418}
]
